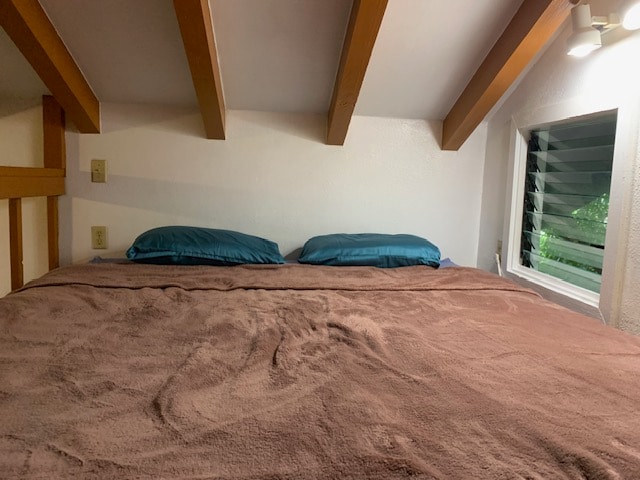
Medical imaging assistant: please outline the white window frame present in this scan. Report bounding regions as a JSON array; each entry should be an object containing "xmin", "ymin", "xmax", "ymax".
[{"xmin": 502, "ymin": 100, "xmax": 638, "ymax": 323}]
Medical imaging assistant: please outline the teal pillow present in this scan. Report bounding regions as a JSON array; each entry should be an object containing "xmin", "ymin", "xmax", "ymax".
[
  {"xmin": 126, "ymin": 226, "xmax": 285, "ymax": 266},
  {"xmin": 298, "ymin": 233, "xmax": 440, "ymax": 268}
]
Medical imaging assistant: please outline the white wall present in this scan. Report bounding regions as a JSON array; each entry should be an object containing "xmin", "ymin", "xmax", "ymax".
[
  {"xmin": 0, "ymin": 98, "xmax": 48, "ymax": 297},
  {"xmin": 479, "ymin": 0, "xmax": 640, "ymax": 332},
  {"xmin": 63, "ymin": 105, "xmax": 487, "ymax": 267}
]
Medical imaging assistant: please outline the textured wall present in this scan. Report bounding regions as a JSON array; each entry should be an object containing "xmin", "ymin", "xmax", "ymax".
[
  {"xmin": 62, "ymin": 106, "xmax": 487, "ymax": 267},
  {"xmin": 479, "ymin": 0, "xmax": 640, "ymax": 332},
  {"xmin": 619, "ymin": 138, "xmax": 640, "ymax": 334}
]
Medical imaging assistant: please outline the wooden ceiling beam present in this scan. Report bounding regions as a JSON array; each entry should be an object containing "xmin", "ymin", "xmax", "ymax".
[
  {"xmin": 174, "ymin": 0, "xmax": 226, "ymax": 140},
  {"xmin": 441, "ymin": 0, "xmax": 573, "ymax": 151},
  {"xmin": 327, "ymin": 0, "xmax": 388, "ymax": 146},
  {"xmin": 0, "ymin": 0, "xmax": 100, "ymax": 133}
]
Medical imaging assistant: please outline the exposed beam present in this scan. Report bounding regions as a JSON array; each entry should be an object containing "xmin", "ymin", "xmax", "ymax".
[
  {"xmin": 0, "ymin": 0, "xmax": 100, "ymax": 133},
  {"xmin": 442, "ymin": 0, "xmax": 573, "ymax": 151},
  {"xmin": 173, "ymin": 0, "xmax": 226, "ymax": 140},
  {"xmin": 0, "ymin": 166, "xmax": 65, "ymax": 178},
  {"xmin": 0, "ymin": 168, "xmax": 65, "ymax": 199},
  {"xmin": 43, "ymin": 96, "xmax": 66, "ymax": 170},
  {"xmin": 327, "ymin": 0, "xmax": 388, "ymax": 145},
  {"xmin": 43, "ymin": 95, "xmax": 66, "ymax": 270}
]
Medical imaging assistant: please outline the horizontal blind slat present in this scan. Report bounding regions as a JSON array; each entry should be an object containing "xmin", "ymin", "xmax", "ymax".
[
  {"xmin": 523, "ymin": 251, "xmax": 601, "ymax": 293},
  {"xmin": 530, "ymin": 145, "xmax": 614, "ymax": 162},
  {"xmin": 523, "ymin": 231, "xmax": 604, "ymax": 270},
  {"xmin": 526, "ymin": 207, "xmax": 608, "ymax": 225},
  {"xmin": 526, "ymin": 198, "xmax": 600, "ymax": 218},
  {"xmin": 527, "ymin": 192, "xmax": 600, "ymax": 208},
  {"xmin": 529, "ymin": 183, "xmax": 609, "ymax": 196},
  {"xmin": 531, "ymin": 159, "xmax": 612, "ymax": 173},
  {"xmin": 525, "ymin": 211, "xmax": 606, "ymax": 246}
]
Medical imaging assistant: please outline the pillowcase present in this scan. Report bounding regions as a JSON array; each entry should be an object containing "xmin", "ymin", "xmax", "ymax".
[
  {"xmin": 298, "ymin": 233, "xmax": 440, "ymax": 268},
  {"xmin": 126, "ymin": 226, "xmax": 285, "ymax": 266}
]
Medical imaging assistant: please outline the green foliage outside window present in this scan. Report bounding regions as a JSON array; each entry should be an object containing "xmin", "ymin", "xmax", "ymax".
[
  {"xmin": 573, "ymin": 193, "xmax": 609, "ymax": 243},
  {"xmin": 538, "ymin": 193, "xmax": 608, "ymax": 274}
]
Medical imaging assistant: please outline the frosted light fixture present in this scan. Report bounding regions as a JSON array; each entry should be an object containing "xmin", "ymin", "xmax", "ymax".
[
  {"xmin": 621, "ymin": 0, "xmax": 640, "ymax": 30},
  {"xmin": 567, "ymin": 4, "xmax": 602, "ymax": 57}
]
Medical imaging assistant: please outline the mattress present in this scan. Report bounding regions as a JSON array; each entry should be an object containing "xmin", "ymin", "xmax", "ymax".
[{"xmin": 1, "ymin": 263, "xmax": 639, "ymax": 478}]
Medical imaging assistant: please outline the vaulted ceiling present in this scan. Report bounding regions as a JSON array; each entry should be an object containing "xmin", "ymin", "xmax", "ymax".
[{"xmin": 0, "ymin": 0, "xmax": 575, "ymax": 149}]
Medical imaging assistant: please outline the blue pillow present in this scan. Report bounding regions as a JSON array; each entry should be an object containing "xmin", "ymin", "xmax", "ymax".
[
  {"xmin": 298, "ymin": 233, "xmax": 440, "ymax": 268},
  {"xmin": 126, "ymin": 226, "xmax": 285, "ymax": 266}
]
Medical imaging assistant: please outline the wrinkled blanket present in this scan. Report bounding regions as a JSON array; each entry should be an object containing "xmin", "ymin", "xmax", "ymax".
[{"xmin": 1, "ymin": 263, "xmax": 640, "ymax": 479}]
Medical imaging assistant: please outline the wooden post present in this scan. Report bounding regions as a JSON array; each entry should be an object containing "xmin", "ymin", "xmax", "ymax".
[
  {"xmin": 9, "ymin": 198, "xmax": 24, "ymax": 290},
  {"xmin": 42, "ymin": 95, "xmax": 66, "ymax": 270}
]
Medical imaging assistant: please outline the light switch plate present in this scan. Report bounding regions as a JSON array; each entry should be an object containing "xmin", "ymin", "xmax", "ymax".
[
  {"xmin": 91, "ymin": 159, "xmax": 107, "ymax": 183},
  {"xmin": 91, "ymin": 226, "xmax": 107, "ymax": 249}
]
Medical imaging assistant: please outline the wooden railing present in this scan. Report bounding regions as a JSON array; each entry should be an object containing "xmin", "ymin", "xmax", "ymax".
[{"xmin": 0, "ymin": 96, "xmax": 66, "ymax": 290}]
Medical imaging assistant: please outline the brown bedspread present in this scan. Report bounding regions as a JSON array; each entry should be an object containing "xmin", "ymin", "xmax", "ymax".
[{"xmin": 1, "ymin": 263, "xmax": 640, "ymax": 479}]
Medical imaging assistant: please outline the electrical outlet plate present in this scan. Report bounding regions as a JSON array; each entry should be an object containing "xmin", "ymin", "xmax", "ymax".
[
  {"xmin": 91, "ymin": 159, "xmax": 107, "ymax": 183},
  {"xmin": 91, "ymin": 226, "xmax": 108, "ymax": 249}
]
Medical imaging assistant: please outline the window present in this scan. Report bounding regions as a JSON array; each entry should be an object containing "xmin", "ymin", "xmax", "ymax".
[
  {"xmin": 507, "ymin": 112, "xmax": 617, "ymax": 305},
  {"xmin": 502, "ymin": 111, "xmax": 620, "ymax": 312},
  {"xmin": 505, "ymin": 96, "xmax": 638, "ymax": 323}
]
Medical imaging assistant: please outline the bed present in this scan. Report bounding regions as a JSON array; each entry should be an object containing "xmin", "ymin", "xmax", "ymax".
[
  {"xmin": 3, "ymin": 98, "xmax": 640, "ymax": 478},
  {"xmin": 2, "ymin": 261, "xmax": 640, "ymax": 479}
]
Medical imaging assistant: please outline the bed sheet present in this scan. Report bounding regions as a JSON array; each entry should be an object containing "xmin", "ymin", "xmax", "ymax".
[{"xmin": 1, "ymin": 263, "xmax": 640, "ymax": 479}]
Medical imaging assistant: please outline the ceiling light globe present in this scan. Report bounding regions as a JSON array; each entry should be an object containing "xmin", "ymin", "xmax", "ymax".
[
  {"xmin": 622, "ymin": 2, "xmax": 640, "ymax": 30},
  {"xmin": 566, "ymin": 4, "xmax": 602, "ymax": 57}
]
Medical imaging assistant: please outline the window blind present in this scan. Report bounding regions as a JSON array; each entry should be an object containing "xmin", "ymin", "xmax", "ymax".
[{"xmin": 521, "ymin": 113, "xmax": 616, "ymax": 293}]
